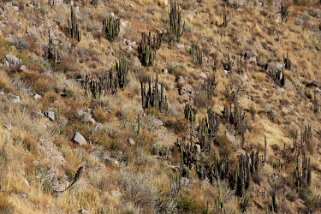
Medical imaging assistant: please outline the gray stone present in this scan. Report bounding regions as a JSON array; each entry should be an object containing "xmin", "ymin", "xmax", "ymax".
[
  {"xmin": 153, "ymin": 118, "xmax": 164, "ymax": 126},
  {"xmin": 9, "ymin": 94, "xmax": 20, "ymax": 103},
  {"xmin": 180, "ymin": 177, "xmax": 189, "ymax": 186},
  {"xmin": 128, "ymin": 138, "xmax": 135, "ymax": 146},
  {"xmin": 45, "ymin": 110, "xmax": 55, "ymax": 121},
  {"xmin": 5, "ymin": 54, "xmax": 22, "ymax": 66},
  {"xmin": 111, "ymin": 190, "xmax": 121, "ymax": 198},
  {"xmin": 176, "ymin": 43, "xmax": 185, "ymax": 50},
  {"xmin": 72, "ymin": 132, "xmax": 87, "ymax": 145},
  {"xmin": 228, "ymin": 0, "xmax": 244, "ymax": 7}
]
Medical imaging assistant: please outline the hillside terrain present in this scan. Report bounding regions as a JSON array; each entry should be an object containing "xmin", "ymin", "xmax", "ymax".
[{"xmin": 0, "ymin": 0, "xmax": 320, "ymax": 213}]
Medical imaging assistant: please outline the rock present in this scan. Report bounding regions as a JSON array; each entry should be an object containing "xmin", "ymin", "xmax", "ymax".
[
  {"xmin": 180, "ymin": 177, "xmax": 189, "ymax": 186},
  {"xmin": 78, "ymin": 209, "xmax": 89, "ymax": 214},
  {"xmin": 257, "ymin": 55, "xmax": 268, "ymax": 68},
  {"xmin": 162, "ymin": 68, "xmax": 168, "ymax": 74},
  {"xmin": 176, "ymin": 43, "xmax": 185, "ymax": 50},
  {"xmin": 72, "ymin": 132, "xmax": 87, "ymax": 145},
  {"xmin": 120, "ymin": 20, "xmax": 128, "ymax": 35},
  {"xmin": 4, "ymin": 124, "xmax": 13, "ymax": 131},
  {"xmin": 153, "ymin": 118, "xmax": 164, "ymax": 126},
  {"xmin": 128, "ymin": 138, "xmax": 135, "ymax": 146},
  {"xmin": 9, "ymin": 94, "xmax": 20, "ymax": 103},
  {"xmin": 90, "ymin": 151, "xmax": 106, "ymax": 160},
  {"xmin": 266, "ymin": 62, "xmax": 284, "ymax": 75},
  {"xmin": 195, "ymin": 144, "xmax": 201, "ymax": 154},
  {"xmin": 19, "ymin": 65, "xmax": 27, "ymax": 71},
  {"xmin": 227, "ymin": 0, "xmax": 244, "ymax": 7},
  {"xmin": 5, "ymin": 54, "xmax": 22, "ymax": 66},
  {"xmin": 199, "ymin": 72, "xmax": 207, "ymax": 79},
  {"xmin": 44, "ymin": 110, "xmax": 55, "ymax": 121},
  {"xmin": 34, "ymin": 94, "xmax": 42, "ymax": 100},
  {"xmin": 77, "ymin": 109, "xmax": 96, "ymax": 124}
]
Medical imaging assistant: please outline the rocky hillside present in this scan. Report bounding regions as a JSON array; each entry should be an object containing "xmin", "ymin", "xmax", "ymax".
[{"xmin": 0, "ymin": 0, "xmax": 320, "ymax": 213}]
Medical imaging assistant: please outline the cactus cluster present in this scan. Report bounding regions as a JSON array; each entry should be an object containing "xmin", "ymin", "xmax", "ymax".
[
  {"xmin": 293, "ymin": 155, "xmax": 311, "ymax": 189},
  {"xmin": 47, "ymin": 30, "xmax": 60, "ymax": 64},
  {"xmin": 175, "ymin": 138, "xmax": 197, "ymax": 169},
  {"xmin": 137, "ymin": 31, "xmax": 162, "ymax": 66},
  {"xmin": 82, "ymin": 56, "xmax": 128, "ymax": 98},
  {"xmin": 204, "ymin": 75, "xmax": 217, "ymax": 99},
  {"xmin": 270, "ymin": 187, "xmax": 279, "ymax": 213},
  {"xmin": 184, "ymin": 103, "xmax": 197, "ymax": 123},
  {"xmin": 169, "ymin": 0, "xmax": 185, "ymax": 42},
  {"xmin": 141, "ymin": 75, "xmax": 168, "ymax": 112},
  {"xmin": 198, "ymin": 108, "xmax": 220, "ymax": 152},
  {"xmin": 190, "ymin": 44, "xmax": 203, "ymax": 65},
  {"xmin": 69, "ymin": 6, "xmax": 81, "ymax": 42},
  {"xmin": 103, "ymin": 15, "xmax": 120, "ymax": 42},
  {"xmin": 222, "ymin": 103, "xmax": 247, "ymax": 146}
]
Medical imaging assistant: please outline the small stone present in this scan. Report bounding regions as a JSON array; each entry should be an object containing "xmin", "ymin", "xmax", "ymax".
[
  {"xmin": 180, "ymin": 177, "xmax": 189, "ymax": 186},
  {"xmin": 9, "ymin": 94, "xmax": 20, "ymax": 103},
  {"xmin": 195, "ymin": 144, "xmax": 201, "ymax": 154},
  {"xmin": 72, "ymin": 132, "xmax": 87, "ymax": 145},
  {"xmin": 128, "ymin": 138, "xmax": 135, "ymax": 146},
  {"xmin": 19, "ymin": 65, "xmax": 27, "ymax": 71},
  {"xmin": 176, "ymin": 43, "xmax": 185, "ymax": 50},
  {"xmin": 44, "ymin": 110, "xmax": 55, "ymax": 121},
  {"xmin": 78, "ymin": 209, "xmax": 89, "ymax": 214},
  {"xmin": 153, "ymin": 118, "xmax": 164, "ymax": 127},
  {"xmin": 34, "ymin": 94, "xmax": 42, "ymax": 100},
  {"xmin": 162, "ymin": 68, "xmax": 168, "ymax": 74},
  {"xmin": 199, "ymin": 72, "xmax": 207, "ymax": 79},
  {"xmin": 4, "ymin": 124, "xmax": 13, "ymax": 131}
]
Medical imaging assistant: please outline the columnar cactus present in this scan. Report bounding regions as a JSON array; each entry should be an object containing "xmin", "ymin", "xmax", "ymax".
[
  {"xmin": 115, "ymin": 55, "xmax": 128, "ymax": 88},
  {"xmin": 293, "ymin": 155, "xmax": 311, "ymax": 189},
  {"xmin": 141, "ymin": 74, "xmax": 168, "ymax": 112},
  {"xmin": 70, "ymin": 6, "xmax": 81, "ymax": 42},
  {"xmin": 169, "ymin": 0, "xmax": 185, "ymax": 42},
  {"xmin": 81, "ymin": 56, "xmax": 129, "ymax": 98},
  {"xmin": 137, "ymin": 32, "xmax": 157, "ymax": 66},
  {"xmin": 47, "ymin": 30, "xmax": 60, "ymax": 64},
  {"xmin": 184, "ymin": 103, "xmax": 196, "ymax": 122},
  {"xmin": 103, "ymin": 15, "xmax": 120, "ymax": 42},
  {"xmin": 190, "ymin": 43, "xmax": 203, "ymax": 65},
  {"xmin": 284, "ymin": 52, "xmax": 291, "ymax": 70}
]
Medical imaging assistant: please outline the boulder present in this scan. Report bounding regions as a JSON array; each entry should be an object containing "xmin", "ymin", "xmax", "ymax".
[
  {"xmin": 34, "ymin": 94, "xmax": 42, "ymax": 100},
  {"xmin": 5, "ymin": 54, "xmax": 22, "ymax": 66},
  {"xmin": 72, "ymin": 132, "xmax": 87, "ymax": 145}
]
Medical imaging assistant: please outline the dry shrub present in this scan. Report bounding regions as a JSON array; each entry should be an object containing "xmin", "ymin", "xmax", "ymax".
[
  {"xmin": 93, "ymin": 106, "xmax": 111, "ymax": 123},
  {"xmin": 214, "ymin": 135, "xmax": 235, "ymax": 157},
  {"xmin": 164, "ymin": 116, "xmax": 188, "ymax": 135},
  {"xmin": 33, "ymin": 74, "xmax": 56, "ymax": 95},
  {"xmin": 0, "ymin": 194, "xmax": 14, "ymax": 214},
  {"xmin": 118, "ymin": 169, "xmax": 157, "ymax": 212},
  {"xmin": 42, "ymin": 92, "xmax": 60, "ymax": 108}
]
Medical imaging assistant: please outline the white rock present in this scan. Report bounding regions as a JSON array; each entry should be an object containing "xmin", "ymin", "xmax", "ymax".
[
  {"xmin": 128, "ymin": 138, "xmax": 135, "ymax": 146},
  {"xmin": 199, "ymin": 72, "xmax": 207, "ymax": 79},
  {"xmin": 5, "ymin": 54, "xmax": 22, "ymax": 66},
  {"xmin": 34, "ymin": 94, "xmax": 42, "ymax": 100},
  {"xmin": 72, "ymin": 132, "xmax": 87, "ymax": 145},
  {"xmin": 176, "ymin": 43, "xmax": 185, "ymax": 50}
]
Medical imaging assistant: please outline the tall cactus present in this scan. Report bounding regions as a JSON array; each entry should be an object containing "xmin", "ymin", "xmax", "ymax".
[
  {"xmin": 169, "ymin": 0, "xmax": 185, "ymax": 42},
  {"xmin": 293, "ymin": 155, "xmax": 311, "ymax": 189},
  {"xmin": 47, "ymin": 30, "xmax": 60, "ymax": 64},
  {"xmin": 103, "ymin": 15, "xmax": 120, "ymax": 42},
  {"xmin": 69, "ymin": 6, "xmax": 81, "ymax": 42},
  {"xmin": 115, "ymin": 55, "xmax": 128, "ymax": 88},
  {"xmin": 137, "ymin": 32, "xmax": 157, "ymax": 66},
  {"xmin": 184, "ymin": 103, "xmax": 196, "ymax": 123},
  {"xmin": 190, "ymin": 43, "xmax": 203, "ymax": 65},
  {"xmin": 141, "ymin": 74, "xmax": 168, "ymax": 112}
]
